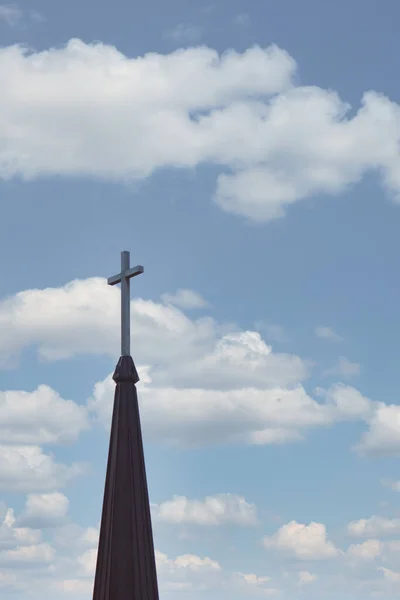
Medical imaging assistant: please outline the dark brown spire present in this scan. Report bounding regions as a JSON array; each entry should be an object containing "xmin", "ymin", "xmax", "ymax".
[{"xmin": 93, "ymin": 355, "xmax": 159, "ymax": 600}]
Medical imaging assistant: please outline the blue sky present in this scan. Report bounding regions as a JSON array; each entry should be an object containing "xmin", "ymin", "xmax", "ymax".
[{"xmin": 1, "ymin": 0, "xmax": 400, "ymax": 598}]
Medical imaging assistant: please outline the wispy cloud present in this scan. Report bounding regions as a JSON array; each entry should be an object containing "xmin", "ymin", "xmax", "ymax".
[
  {"xmin": 161, "ymin": 289, "xmax": 209, "ymax": 310},
  {"xmin": 323, "ymin": 357, "xmax": 361, "ymax": 379},
  {"xmin": 315, "ymin": 326, "xmax": 344, "ymax": 343},
  {"xmin": 0, "ymin": 3, "xmax": 22, "ymax": 26},
  {"xmin": 29, "ymin": 9, "xmax": 46, "ymax": 23},
  {"xmin": 164, "ymin": 23, "xmax": 203, "ymax": 44},
  {"xmin": 0, "ymin": 3, "xmax": 45, "ymax": 27},
  {"xmin": 234, "ymin": 13, "xmax": 251, "ymax": 27}
]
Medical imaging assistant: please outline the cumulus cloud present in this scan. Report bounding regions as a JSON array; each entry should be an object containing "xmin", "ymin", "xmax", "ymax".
[
  {"xmin": 234, "ymin": 572, "xmax": 279, "ymax": 596},
  {"xmin": 51, "ymin": 544, "xmax": 255, "ymax": 597},
  {"xmin": 0, "ymin": 446, "xmax": 85, "ymax": 492},
  {"xmin": 153, "ymin": 493, "xmax": 258, "ymax": 526},
  {"xmin": 49, "ymin": 578, "xmax": 93, "ymax": 595},
  {"xmin": 62, "ymin": 547, "xmax": 225, "ymax": 596},
  {"xmin": 17, "ymin": 493, "xmax": 69, "ymax": 529},
  {"xmin": 355, "ymin": 404, "xmax": 400, "ymax": 456},
  {"xmin": 160, "ymin": 330, "xmax": 309, "ymax": 390},
  {"xmin": 156, "ymin": 550, "xmax": 222, "ymax": 592},
  {"xmin": 346, "ymin": 539, "xmax": 383, "ymax": 561},
  {"xmin": 77, "ymin": 547, "xmax": 97, "ymax": 577},
  {"xmin": 298, "ymin": 571, "xmax": 317, "ymax": 584},
  {"xmin": 1, "ymin": 39, "xmax": 400, "ymax": 221},
  {"xmin": 263, "ymin": 521, "xmax": 340, "ymax": 560},
  {"xmin": 348, "ymin": 516, "xmax": 400, "ymax": 538},
  {"xmin": 0, "ymin": 279, "xmax": 306, "ymax": 391},
  {"xmin": 161, "ymin": 288, "xmax": 209, "ymax": 309},
  {"xmin": 156, "ymin": 550, "xmax": 221, "ymax": 572},
  {"xmin": 0, "ymin": 278, "xmax": 218, "ymax": 366},
  {"xmin": 316, "ymin": 384, "xmax": 374, "ymax": 421},
  {"xmin": 0, "ymin": 510, "xmax": 55, "ymax": 567},
  {"xmin": 90, "ymin": 372, "xmax": 375, "ymax": 448},
  {"xmin": 53, "ymin": 524, "xmax": 99, "ymax": 550},
  {"xmin": 0, "ymin": 385, "xmax": 89, "ymax": 444},
  {"xmin": 0, "ymin": 542, "xmax": 55, "ymax": 566},
  {"xmin": 237, "ymin": 572, "xmax": 271, "ymax": 586},
  {"xmin": 0, "ymin": 507, "xmax": 41, "ymax": 550},
  {"xmin": 0, "ymin": 277, "xmax": 395, "ymax": 453}
]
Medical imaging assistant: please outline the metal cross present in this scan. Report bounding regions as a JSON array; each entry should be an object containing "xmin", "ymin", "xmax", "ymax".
[{"xmin": 108, "ymin": 251, "xmax": 144, "ymax": 356}]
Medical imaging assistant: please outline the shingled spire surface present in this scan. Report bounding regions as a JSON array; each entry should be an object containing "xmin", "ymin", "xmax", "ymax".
[{"xmin": 93, "ymin": 356, "xmax": 159, "ymax": 600}]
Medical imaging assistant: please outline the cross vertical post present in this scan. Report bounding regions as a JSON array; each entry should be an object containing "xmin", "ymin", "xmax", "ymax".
[
  {"xmin": 107, "ymin": 251, "xmax": 144, "ymax": 357},
  {"xmin": 120, "ymin": 251, "xmax": 130, "ymax": 356}
]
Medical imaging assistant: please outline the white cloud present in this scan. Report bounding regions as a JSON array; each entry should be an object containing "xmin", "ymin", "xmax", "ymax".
[
  {"xmin": 90, "ymin": 374, "xmax": 374, "ymax": 448},
  {"xmin": 18, "ymin": 493, "xmax": 69, "ymax": 528},
  {"xmin": 356, "ymin": 404, "xmax": 400, "ymax": 456},
  {"xmin": 0, "ymin": 40, "xmax": 294, "ymax": 225},
  {"xmin": 315, "ymin": 326, "xmax": 343, "ymax": 342},
  {"xmin": 323, "ymin": 356, "xmax": 361, "ymax": 379},
  {"xmin": 161, "ymin": 288, "xmax": 209, "ymax": 309},
  {"xmin": 0, "ymin": 385, "xmax": 89, "ymax": 444},
  {"xmin": 236, "ymin": 573, "xmax": 280, "ymax": 597},
  {"xmin": 156, "ymin": 550, "xmax": 221, "ymax": 572},
  {"xmin": 77, "ymin": 548, "xmax": 97, "ymax": 576},
  {"xmin": 20, "ymin": 523, "xmax": 99, "ymax": 594},
  {"xmin": 0, "ymin": 4, "xmax": 44, "ymax": 27},
  {"xmin": 0, "ymin": 4, "xmax": 22, "ymax": 26},
  {"xmin": 53, "ymin": 524, "xmax": 99, "ymax": 550},
  {"xmin": 347, "ymin": 539, "xmax": 383, "ymax": 561},
  {"xmin": 348, "ymin": 516, "xmax": 400, "ymax": 538},
  {"xmin": 379, "ymin": 566, "xmax": 400, "ymax": 582},
  {"xmin": 235, "ymin": 572, "xmax": 279, "ymax": 596},
  {"xmin": 50, "ymin": 578, "xmax": 93, "ymax": 595},
  {"xmin": 153, "ymin": 493, "xmax": 257, "ymax": 526},
  {"xmin": 165, "ymin": 23, "xmax": 203, "ymax": 44},
  {"xmin": 2, "ymin": 39, "xmax": 400, "ymax": 222},
  {"xmin": 55, "ymin": 554, "xmax": 241, "ymax": 600},
  {"xmin": 237, "ymin": 572, "xmax": 271, "ymax": 586},
  {"xmin": 156, "ymin": 549, "xmax": 222, "ymax": 592},
  {"xmin": 0, "ymin": 278, "xmax": 218, "ymax": 365},
  {"xmin": 159, "ymin": 330, "xmax": 309, "ymax": 390},
  {"xmin": 263, "ymin": 521, "xmax": 340, "ymax": 560},
  {"xmin": 0, "ymin": 446, "xmax": 85, "ymax": 493},
  {"xmin": 1, "ymin": 277, "xmax": 393, "ymax": 453},
  {"xmin": 298, "ymin": 570, "xmax": 317, "ymax": 584},
  {"xmin": 316, "ymin": 384, "xmax": 374, "ymax": 421},
  {"xmin": 0, "ymin": 280, "xmax": 307, "ymax": 392},
  {"xmin": 0, "ymin": 571, "xmax": 17, "ymax": 588},
  {"xmin": 0, "ymin": 507, "xmax": 41, "ymax": 550},
  {"xmin": 0, "ymin": 542, "xmax": 55, "ymax": 565}
]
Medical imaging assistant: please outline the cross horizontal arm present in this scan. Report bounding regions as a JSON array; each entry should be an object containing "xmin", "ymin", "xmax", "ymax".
[{"xmin": 107, "ymin": 265, "xmax": 144, "ymax": 286}]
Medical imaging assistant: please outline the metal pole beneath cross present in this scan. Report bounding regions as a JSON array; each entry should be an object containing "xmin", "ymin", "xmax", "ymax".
[{"xmin": 107, "ymin": 251, "xmax": 144, "ymax": 356}]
